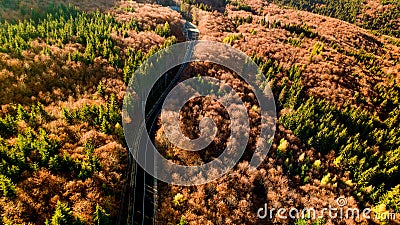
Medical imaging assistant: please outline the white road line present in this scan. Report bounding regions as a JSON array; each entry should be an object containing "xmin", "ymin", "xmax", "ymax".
[{"xmin": 129, "ymin": 20, "xmax": 199, "ymax": 225}]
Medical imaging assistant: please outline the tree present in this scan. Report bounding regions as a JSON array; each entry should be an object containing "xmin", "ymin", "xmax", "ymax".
[
  {"xmin": 100, "ymin": 116, "xmax": 111, "ymax": 134},
  {"xmin": 155, "ymin": 22, "xmax": 171, "ymax": 37},
  {"xmin": 61, "ymin": 107, "xmax": 74, "ymax": 123},
  {"xmin": 106, "ymin": 94, "xmax": 120, "ymax": 125},
  {"xmin": 93, "ymin": 204, "xmax": 111, "ymax": 225},
  {"xmin": 97, "ymin": 81, "xmax": 106, "ymax": 97},
  {"xmin": 0, "ymin": 114, "xmax": 17, "ymax": 138},
  {"xmin": 176, "ymin": 216, "xmax": 188, "ymax": 225},
  {"xmin": 16, "ymin": 104, "xmax": 29, "ymax": 121},
  {"xmin": 83, "ymin": 41, "xmax": 95, "ymax": 64},
  {"xmin": 77, "ymin": 141, "xmax": 101, "ymax": 180},
  {"xmin": 0, "ymin": 174, "xmax": 16, "ymax": 198},
  {"xmin": 50, "ymin": 201, "xmax": 74, "ymax": 225}
]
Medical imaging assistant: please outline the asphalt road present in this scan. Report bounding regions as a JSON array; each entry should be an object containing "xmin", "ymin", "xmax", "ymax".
[{"xmin": 122, "ymin": 21, "xmax": 199, "ymax": 225}]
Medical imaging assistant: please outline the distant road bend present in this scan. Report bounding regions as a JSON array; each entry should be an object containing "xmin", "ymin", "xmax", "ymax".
[{"xmin": 120, "ymin": 21, "xmax": 199, "ymax": 225}]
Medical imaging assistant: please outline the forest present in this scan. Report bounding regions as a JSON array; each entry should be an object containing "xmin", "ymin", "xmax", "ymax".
[
  {"xmin": 268, "ymin": 0, "xmax": 400, "ymax": 37},
  {"xmin": 0, "ymin": 1, "xmax": 181, "ymax": 224},
  {"xmin": 156, "ymin": 0, "xmax": 400, "ymax": 224},
  {"xmin": 0, "ymin": 0, "xmax": 399, "ymax": 224}
]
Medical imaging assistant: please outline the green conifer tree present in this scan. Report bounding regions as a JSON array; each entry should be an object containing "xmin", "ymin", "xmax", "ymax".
[
  {"xmin": 50, "ymin": 201, "xmax": 74, "ymax": 225},
  {"xmin": 93, "ymin": 204, "xmax": 111, "ymax": 225}
]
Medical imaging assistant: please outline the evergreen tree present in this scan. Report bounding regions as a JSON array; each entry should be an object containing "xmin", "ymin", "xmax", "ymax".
[
  {"xmin": 100, "ymin": 116, "xmax": 111, "ymax": 134},
  {"xmin": 93, "ymin": 204, "xmax": 111, "ymax": 225},
  {"xmin": 50, "ymin": 201, "xmax": 75, "ymax": 225},
  {"xmin": 16, "ymin": 104, "xmax": 29, "ymax": 121},
  {"xmin": 0, "ymin": 114, "xmax": 17, "ymax": 138},
  {"xmin": 0, "ymin": 174, "xmax": 16, "ymax": 198}
]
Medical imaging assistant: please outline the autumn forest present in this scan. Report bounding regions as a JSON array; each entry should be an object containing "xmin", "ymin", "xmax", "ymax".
[{"xmin": 0, "ymin": 0, "xmax": 399, "ymax": 225}]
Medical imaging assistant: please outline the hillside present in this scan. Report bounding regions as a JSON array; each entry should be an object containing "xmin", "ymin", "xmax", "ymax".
[
  {"xmin": 157, "ymin": 0, "xmax": 400, "ymax": 224},
  {"xmin": 0, "ymin": 1, "xmax": 182, "ymax": 224},
  {"xmin": 267, "ymin": 0, "xmax": 400, "ymax": 38},
  {"xmin": 0, "ymin": 0, "xmax": 398, "ymax": 225}
]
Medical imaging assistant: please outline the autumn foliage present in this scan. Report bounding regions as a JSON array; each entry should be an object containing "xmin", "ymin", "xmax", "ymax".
[{"xmin": 0, "ymin": 1, "xmax": 183, "ymax": 224}]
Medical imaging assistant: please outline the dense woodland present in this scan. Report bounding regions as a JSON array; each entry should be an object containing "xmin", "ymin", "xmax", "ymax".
[
  {"xmin": 157, "ymin": 0, "xmax": 400, "ymax": 224},
  {"xmin": 266, "ymin": 0, "xmax": 400, "ymax": 38},
  {"xmin": 0, "ymin": 0, "xmax": 399, "ymax": 224},
  {"xmin": 0, "ymin": 1, "xmax": 182, "ymax": 224}
]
